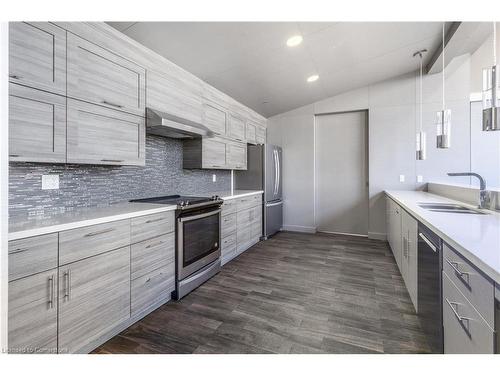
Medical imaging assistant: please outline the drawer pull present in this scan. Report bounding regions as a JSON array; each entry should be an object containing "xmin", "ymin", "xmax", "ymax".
[
  {"xmin": 418, "ymin": 232, "xmax": 437, "ymax": 252},
  {"xmin": 145, "ymin": 217, "xmax": 166, "ymax": 224},
  {"xmin": 48, "ymin": 275, "xmax": 55, "ymax": 309},
  {"xmin": 9, "ymin": 154, "xmax": 20, "ymax": 157},
  {"xmin": 445, "ymin": 258, "xmax": 470, "ymax": 283},
  {"xmin": 445, "ymin": 298, "xmax": 472, "ymax": 333},
  {"xmin": 101, "ymin": 159, "xmax": 124, "ymax": 163},
  {"xmin": 211, "ymin": 165, "xmax": 222, "ymax": 168},
  {"xmin": 146, "ymin": 241, "xmax": 164, "ymax": 249},
  {"xmin": 9, "ymin": 74, "xmax": 21, "ymax": 79},
  {"xmin": 145, "ymin": 278, "xmax": 151, "ymax": 283},
  {"xmin": 102, "ymin": 100, "xmax": 123, "ymax": 108},
  {"xmin": 9, "ymin": 247, "xmax": 29, "ymax": 254},
  {"xmin": 84, "ymin": 227, "xmax": 115, "ymax": 237},
  {"xmin": 64, "ymin": 270, "xmax": 71, "ymax": 300}
]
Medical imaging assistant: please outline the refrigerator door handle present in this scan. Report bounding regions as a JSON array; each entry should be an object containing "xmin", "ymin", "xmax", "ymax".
[
  {"xmin": 273, "ymin": 149, "xmax": 278, "ymax": 197},
  {"xmin": 266, "ymin": 201, "xmax": 283, "ymax": 207},
  {"xmin": 276, "ymin": 150, "xmax": 280, "ymax": 195}
]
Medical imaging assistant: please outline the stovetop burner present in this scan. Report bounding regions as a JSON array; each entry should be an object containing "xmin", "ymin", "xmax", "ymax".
[{"xmin": 130, "ymin": 194, "xmax": 222, "ymax": 209}]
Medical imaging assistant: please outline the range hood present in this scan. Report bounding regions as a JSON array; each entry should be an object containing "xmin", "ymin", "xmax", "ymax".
[{"xmin": 146, "ymin": 108, "xmax": 214, "ymax": 139}]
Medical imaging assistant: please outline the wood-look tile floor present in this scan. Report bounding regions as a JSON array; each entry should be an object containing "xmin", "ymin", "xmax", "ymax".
[{"xmin": 93, "ymin": 232, "xmax": 432, "ymax": 354}]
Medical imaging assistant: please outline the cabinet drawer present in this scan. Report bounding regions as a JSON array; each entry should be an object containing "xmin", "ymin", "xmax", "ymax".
[
  {"xmin": 221, "ymin": 213, "xmax": 237, "ymax": 238},
  {"xmin": 8, "ymin": 268, "xmax": 58, "ymax": 353},
  {"xmin": 9, "ymin": 22, "xmax": 66, "ymax": 95},
  {"xmin": 221, "ymin": 233, "xmax": 237, "ymax": 265},
  {"xmin": 9, "ymin": 233, "xmax": 58, "ymax": 281},
  {"xmin": 131, "ymin": 264, "xmax": 174, "ymax": 316},
  {"xmin": 67, "ymin": 33, "xmax": 145, "ymax": 116},
  {"xmin": 443, "ymin": 243, "xmax": 495, "ymax": 328},
  {"xmin": 59, "ymin": 219, "xmax": 131, "ymax": 265},
  {"xmin": 236, "ymin": 194, "xmax": 262, "ymax": 211},
  {"xmin": 443, "ymin": 272, "xmax": 495, "ymax": 353},
  {"xmin": 131, "ymin": 211, "xmax": 175, "ymax": 244},
  {"xmin": 131, "ymin": 233, "xmax": 175, "ymax": 280},
  {"xmin": 66, "ymin": 99, "xmax": 145, "ymax": 166},
  {"xmin": 9, "ymin": 83, "xmax": 67, "ymax": 163},
  {"xmin": 221, "ymin": 199, "xmax": 237, "ymax": 216}
]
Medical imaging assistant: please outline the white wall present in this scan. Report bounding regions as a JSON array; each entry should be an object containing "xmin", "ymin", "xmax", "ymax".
[{"xmin": 268, "ymin": 51, "xmax": 475, "ymax": 239}]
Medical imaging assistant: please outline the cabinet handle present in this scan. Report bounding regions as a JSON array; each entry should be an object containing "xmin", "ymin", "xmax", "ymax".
[
  {"xmin": 145, "ymin": 217, "xmax": 165, "ymax": 224},
  {"xmin": 445, "ymin": 298, "xmax": 472, "ymax": 333},
  {"xmin": 146, "ymin": 240, "xmax": 164, "ymax": 249},
  {"xmin": 418, "ymin": 232, "xmax": 437, "ymax": 252},
  {"xmin": 9, "ymin": 74, "xmax": 21, "ymax": 79},
  {"xmin": 102, "ymin": 100, "xmax": 123, "ymax": 108},
  {"xmin": 64, "ymin": 270, "xmax": 71, "ymax": 300},
  {"xmin": 48, "ymin": 275, "xmax": 55, "ymax": 309},
  {"xmin": 445, "ymin": 258, "xmax": 470, "ymax": 282},
  {"xmin": 9, "ymin": 247, "xmax": 28, "ymax": 254},
  {"xmin": 211, "ymin": 165, "xmax": 222, "ymax": 168},
  {"xmin": 84, "ymin": 227, "xmax": 115, "ymax": 237},
  {"xmin": 9, "ymin": 154, "xmax": 20, "ymax": 157},
  {"xmin": 101, "ymin": 159, "xmax": 124, "ymax": 163}
]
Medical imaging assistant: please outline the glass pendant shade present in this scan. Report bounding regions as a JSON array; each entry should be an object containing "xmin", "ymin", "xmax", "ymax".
[
  {"xmin": 482, "ymin": 65, "xmax": 500, "ymax": 131},
  {"xmin": 416, "ymin": 131, "xmax": 426, "ymax": 160},
  {"xmin": 436, "ymin": 109, "xmax": 451, "ymax": 148}
]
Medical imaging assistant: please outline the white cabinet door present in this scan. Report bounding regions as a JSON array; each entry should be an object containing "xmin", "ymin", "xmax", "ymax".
[{"xmin": 401, "ymin": 209, "xmax": 418, "ymax": 311}]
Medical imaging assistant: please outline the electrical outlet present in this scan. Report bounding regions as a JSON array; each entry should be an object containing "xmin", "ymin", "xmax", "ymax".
[
  {"xmin": 399, "ymin": 174, "xmax": 405, "ymax": 183},
  {"xmin": 42, "ymin": 174, "xmax": 59, "ymax": 190},
  {"xmin": 212, "ymin": 174, "xmax": 216, "ymax": 182},
  {"xmin": 417, "ymin": 175, "xmax": 423, "ymax": 183}
]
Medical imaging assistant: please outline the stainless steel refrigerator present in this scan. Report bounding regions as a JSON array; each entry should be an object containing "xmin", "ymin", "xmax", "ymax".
[{"xmin": 234, "ymin": 144, "xmax": 282, "ymax": 239}]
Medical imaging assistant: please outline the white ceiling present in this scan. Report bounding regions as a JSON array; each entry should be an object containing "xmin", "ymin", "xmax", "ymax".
[{"xmin": 108, "ymin": 22, "xmax": 443, "ymax": 117}]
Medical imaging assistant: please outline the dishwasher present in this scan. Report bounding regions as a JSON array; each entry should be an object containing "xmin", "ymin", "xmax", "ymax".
[{"xmin": 417, "ymin": 224, "xmax": 443, "ymax": 353}]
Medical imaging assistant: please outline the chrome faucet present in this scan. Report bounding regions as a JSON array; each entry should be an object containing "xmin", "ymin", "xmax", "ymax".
[{"xmin": 447, "ymin": 172, "xmax": 491, "ymax": 209}]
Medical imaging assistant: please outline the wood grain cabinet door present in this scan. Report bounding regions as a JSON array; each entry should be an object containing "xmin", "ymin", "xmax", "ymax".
[
  {"xmin": 228, "ymin": 114, "xmax": 246, "ymax": 142},
  {"xmin": 58, "ymin": 247, "xmax": 131, "ymax": 354},
  {"xmin": 256, "ymin": 125, "xmax": 266, "ymax": 145},
  {"xmin": 67, "ymin": 33, "xmax": 145, "ymax": 116},
  {"xmin": 8, "ymin": 269, "xmax": 58, "ymax": 354},
  {"xmin": 245, "ymin": 122, "xmax": 257, "ymax": 144},
  {"xmin": 202, "ymin": 137, "xmax": 227, "ymax": 169},
  {"xmin": 227, "ymin": 141, "xmax": 247, "ymax": 170},
  {"xmin": 9, "ymin": 22, "xmax": 66, "ymax": 95},
  {"xmin": 9, "ymin": 83, "xmax": 66, "ymax": 163},
  {"xmin": 203, "ymin": 102, "xmax": 227, "ymax": 136},
  {"xmin": 147, "ymin": 69, "xmax": 203, "ymax": 124},
  {"xmin": 66, "ymin": 99, "xmax": 145, "ymax": 166}
]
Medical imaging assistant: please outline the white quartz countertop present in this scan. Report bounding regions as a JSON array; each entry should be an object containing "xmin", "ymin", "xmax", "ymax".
[
  {"xmin": 9, "ymin": 202, "xmax": 176, "ymax": 241},
  {"xmin": 8, "ymin": 190, "xmax": 263, "ymax": 241},
  {"xmin": 385, "ymin": 190, "xmax": 500, "ymax": 285}
]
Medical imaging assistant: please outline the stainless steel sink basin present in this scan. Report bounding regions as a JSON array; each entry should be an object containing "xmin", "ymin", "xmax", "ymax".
[{"xmin": 417, "ymin": 202, "xmax": 487, "ymax": 215}]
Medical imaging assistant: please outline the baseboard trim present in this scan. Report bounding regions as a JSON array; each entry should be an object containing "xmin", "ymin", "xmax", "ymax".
[
  {"xmin": 282, "ymin": 225, "xmax": 317, "ymax": 233},
  {"xmin": 368, "ymin": 232, "xmax": 387, "ymax": 241},
  {"xmin": 317, "ymin": 230, "xmax": 367, "ymax": 237}
]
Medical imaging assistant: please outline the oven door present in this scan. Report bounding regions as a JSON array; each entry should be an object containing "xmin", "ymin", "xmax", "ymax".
[{"xmin": 177, "ymin": 208, "xmax": 221, "ymax": 280}]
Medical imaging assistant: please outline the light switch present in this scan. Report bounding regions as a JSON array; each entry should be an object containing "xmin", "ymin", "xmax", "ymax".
[
  {"xmin": 212, "ymin": 174, "xmax": 217, "ymax": 182},
  {"xmin": 417, "ymin": 175, "xmax": 423, "ymax": 183},
  {"xmin": 42, "ymin": 174, "xmax": 59, "ymax": 190},
  {"xmin": 399, "ymin": 174, "xmax": 405, "ymax": 183}
]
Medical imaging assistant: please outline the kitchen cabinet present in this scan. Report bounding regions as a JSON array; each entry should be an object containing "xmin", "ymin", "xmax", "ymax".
[
  {"xmin": 228, "ymin": 114, "xmax": 246, "ymax": 142},
  {"xmin": 226, "ymin": 140, "xmax": 247, "ymax": 170},
  {"xmin": 147, "ymin": 69, "xmax": 203, "ymax": 124},
  {"xmin": 9, "ymin": 22, "xmax": 66, "ymax": 95},
  {"xmin": 9, "ymin": 83, "xmax": 67, "ymax": 163},
  {"xmin": 245, "ymin": 121, "xmax": 257, "ymax": 144},
  {"xmin": 131, "ymin": 264, "xmax": 174, "ymax": 316},
  {"xmin": 58, "ymin": 246, "xmax": 131, "ymax": 353},
  {"xmin": 67, "ymin": 33, "xmax": 146, "ymax": 116},
  {"xmin": 256, "ymin": 125, "xmax": 266, "ymax": 145},
  {"xmin": 386, "ymin": 197, "xmax": 402, "ymax": 270},
  {"xmin": 401, "ymin": 209, "xmax": 418, "ymax": 311},
  {"xmin": 66, "ymin": 99, "xmax": 145, "ymax": 166},
  {"xmin": 8, "ymin": 269, "xmax": 58, "ymax": 354},
  {"xmin": 202, "ymin": 101, "xmax": 227, "ymax": 136}
]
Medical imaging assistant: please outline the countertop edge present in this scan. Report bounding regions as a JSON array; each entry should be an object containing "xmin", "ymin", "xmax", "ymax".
[
  {"xmin": 385, "ymin": 190, "xmax": 500, "ymax": 285},
  {"xmin": 9, "ymin": 205, "xmax": 176, "ymax": 241}
]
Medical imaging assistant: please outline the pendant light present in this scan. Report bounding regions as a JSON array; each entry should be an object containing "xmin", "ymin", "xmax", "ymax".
[
  {"xmin": 414, "ymin": 49, "xmax": 427, "ymax": 160},
  {"xmin": 437, "ymin": 23, "xmax": 451, "ymax": 148},
  {"xmin": 482, "ymin": 22, "xmax": 499, "ymax": 131}
]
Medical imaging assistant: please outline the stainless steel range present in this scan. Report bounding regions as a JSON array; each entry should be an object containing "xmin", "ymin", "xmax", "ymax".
[{"xmin": 130, "ymin": 194, "xmax": 223, "ymax": 299}]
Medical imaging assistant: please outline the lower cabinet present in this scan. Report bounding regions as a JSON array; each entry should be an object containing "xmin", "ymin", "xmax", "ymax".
[
  {"xmin": 8, "ymin": 269, "xmax": 58, "ymax": 353},
  {"xmin": 221, "ymin": 194, "xmax": 262, "ymax": 265},
  {"xmin": 58, "ymin": 246, "xmax": 131, "ymax": 353}
]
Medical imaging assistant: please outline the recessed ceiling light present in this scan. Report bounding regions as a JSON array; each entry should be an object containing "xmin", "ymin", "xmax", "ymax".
[
  {"xmin": 286, "ymin": 35, "xmax": 303, "ymax": 47},
  {"xmin": 307, "ymin": 74, "xmax": 319, "ymax": 83}
]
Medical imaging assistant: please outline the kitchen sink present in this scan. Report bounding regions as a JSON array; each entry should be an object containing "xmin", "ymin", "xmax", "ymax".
[{"xmin": 417, "ymin": 202, "xmax": 487, "ymax": 215}]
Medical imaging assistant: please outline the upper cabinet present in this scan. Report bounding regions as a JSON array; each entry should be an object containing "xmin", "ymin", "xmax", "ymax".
[
  {"xmin": 202, "ymin": 102, "xmax": 227, "ymax": 136},
  {"xmin": 147, "ymin": 69, "xmax": 203, "ymax": 124},
  {"xmin": 9, "ymin": 83, "xmax": 67, "ymax": 163},
  {"xmin": 9, "ymin": 22, "xmax": 66, "ymax": 95},
  {"xmin": 245, "ymin": 121, "xmax": 257, "ymax": 145},
  {"xmin": 256, "ymin": 125, "xmax": 266, "ymax": 145},
  {"xmin": 228, "ymin": 114, "xmax": 246, "ymax": 142},
  {"xmin": 67, "ymin": 99, "xmax": 145, "ymax": 166},
  {"xmin": 67, "ymin": 33, "xmax": 146, "ymax": 116}
]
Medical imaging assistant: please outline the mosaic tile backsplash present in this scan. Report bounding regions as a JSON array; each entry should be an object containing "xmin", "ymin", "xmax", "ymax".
[{"xmin": 9, "ymin": 135, "xmax": 231, "ymax": 218}]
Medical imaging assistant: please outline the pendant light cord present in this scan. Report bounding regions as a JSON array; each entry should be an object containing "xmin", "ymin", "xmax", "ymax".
[
  {"xmin": 494, "ymin": 21, "xmax": 497, "ymax": 66},
  {"xmin": 442, "ymin": 23, "xmax": 445, "ymax": 110},
  {"xmin": 420, "ymin": 55, "xmax": 423, "ymax": 132}
]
